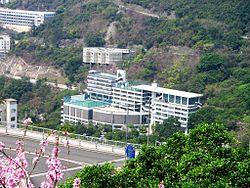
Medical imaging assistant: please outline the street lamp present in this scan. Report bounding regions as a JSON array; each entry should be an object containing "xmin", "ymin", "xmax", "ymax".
[
  {"xmin": 146, "ymin": 98, "xmax": 151, "ymax": 146},
  {"xmin": 125, "ymin": 105, "xmax": 129, "ymax": 147}
]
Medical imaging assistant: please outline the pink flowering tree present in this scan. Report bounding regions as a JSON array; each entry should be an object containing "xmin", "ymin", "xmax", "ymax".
[{"xmin": 0, "ymin": 120, "xmax": 80, "ymax": 188}]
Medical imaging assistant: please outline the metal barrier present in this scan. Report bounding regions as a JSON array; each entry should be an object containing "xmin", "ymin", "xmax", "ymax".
[{"xmin": 0, "ymin": 122, "xmax": 141, "ymax": 149}]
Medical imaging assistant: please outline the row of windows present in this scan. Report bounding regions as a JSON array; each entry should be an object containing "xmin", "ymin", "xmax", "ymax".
[
  {"xmin": 154, "ymin": 114, "xmax": 187, "ymax": 122},
  {"xmin": 162, "ymin": 94, "xmax": 200, "ymax": 105}
]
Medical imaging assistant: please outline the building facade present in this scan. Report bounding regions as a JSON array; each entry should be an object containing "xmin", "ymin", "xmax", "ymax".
[
  {"xmin": 0, "ymin": 35, "xmax": 10, "ymax": 58},
  {"xmin": 83, "ymin": 47, "xmax": 130, "ymax": 65},
  {"xmin": 0, "ymin": 8, "xmax": 55, "ymax": 27},
  {"xmin": 132, "ymin": 83, "xmax": 202, "ymax": 132},
  {"xmin": 61, "ymin": 70, "xmax": 202, "ymax": 131},
  {"xmin": 0, "ymin": 99, "xmax": 17, "ymax": 128},
  {"xmin": 0, "ymin": 0, "xmax": 9, "ymax": 5}
]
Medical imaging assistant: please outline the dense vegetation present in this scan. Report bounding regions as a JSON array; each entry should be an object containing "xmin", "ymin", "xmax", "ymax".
[
  {"xmin": 0, "ymin": 76, "xmax": 76, "ymax": 128},
  {"xmin": 59, "ymin": 123, "xmax": 250, "ymax": 187}
]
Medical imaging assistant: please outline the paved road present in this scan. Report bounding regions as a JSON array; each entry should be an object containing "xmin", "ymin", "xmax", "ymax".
[{"xmin": 0, "ymin": 133, "xmax": 124, "ymax": 186}]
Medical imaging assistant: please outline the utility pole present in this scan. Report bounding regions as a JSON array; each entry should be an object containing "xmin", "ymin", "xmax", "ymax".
[
  {"xmin": 125, "ymin": 105, "xmax": 129, "ymax": 147},
  {"xmin": 147, "ymin": 98, "xmax": 150, "ymax": 145}
]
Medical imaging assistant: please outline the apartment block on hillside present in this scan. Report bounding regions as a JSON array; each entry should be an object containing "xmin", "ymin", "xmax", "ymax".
[
  {"xmin": 0, "ymin": 8, "xmax": 55, "ymax": 28},
  {"xmin": 0, "ymin": 35, "xmax": 10, "ymax": 58},
  {"xmin": 61, "ymin": 70, "xmax": 202, "ymax": 132},
  {"xmin": 83, "ymin": 47, "xmax": 130, "ymax": 65},
  {"xmin": 0, "ymin": 99, "xmax": 17, "ymax": 128}
]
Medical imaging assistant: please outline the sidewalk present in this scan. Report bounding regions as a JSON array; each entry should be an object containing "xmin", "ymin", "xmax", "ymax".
[{"xmin": 0, "ymin": 127, "xmax": 139, "ymax": 156}]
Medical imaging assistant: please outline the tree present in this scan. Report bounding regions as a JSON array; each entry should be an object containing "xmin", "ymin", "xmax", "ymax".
[
  {"xmin": 153, "ymin": 117, "xmax": 183, "ymax": 141},
  {"xmin": 84, "ymin": 32, "xmax": 105, "ymax": 47},
  {"xmin": 61, "ymin": 123, "xmax": 250, "ymax": 187},
  {"xmin": 188, "ymin": 106, "xmax": 223, "ymax": 129},
  {"xmin": 197, "ymin": 53, "xmax": 225, "ymax": 72},
  {"xmin": 58, "ymin": 122, "xmax": 75, "ymax": 133}
]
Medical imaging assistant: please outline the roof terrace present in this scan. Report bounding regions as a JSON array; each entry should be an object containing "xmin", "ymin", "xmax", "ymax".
[{"xmin": 64, "ymin": 95, "xmax": 111, "ymax": 108}]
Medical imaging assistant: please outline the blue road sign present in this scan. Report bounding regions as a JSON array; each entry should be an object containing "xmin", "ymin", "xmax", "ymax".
[{"xmin": 125, "ymin": 144, "xmax": 135, "ymax": 159}]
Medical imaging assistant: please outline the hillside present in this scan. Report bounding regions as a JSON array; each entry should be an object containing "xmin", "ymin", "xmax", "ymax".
[{"xmin": 0, "ymin": 0, "xmax": 249, "ymax": 142}]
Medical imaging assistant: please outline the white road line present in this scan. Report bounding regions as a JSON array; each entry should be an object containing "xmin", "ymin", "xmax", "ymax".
[
  {"xmin": 30, "ymin": 166, "xmax": 85, "ymax": 178},
  {"xmin": 99, "ymin": 157, "xmax": 124, "ymax": 165},
  {"xmin": 3, "ymin": 148, "xmax": 83, "ymax": 165}
]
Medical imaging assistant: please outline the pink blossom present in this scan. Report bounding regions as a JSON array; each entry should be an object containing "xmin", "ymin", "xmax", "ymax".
[
  {"xmin": 0, "ymin": 141, "xmax": 4, "ymax": 151},
  {"xmin": 159, "ymin": 181, "xmax": 164, "ymax": 188},
  {"xmin": 23, "ymin": 117, "xmax": 33, "ymax": 124},
  {"xmin": 0, "ymin": 135, "xmax": 63, "ymax": 188},
  {"xmin": 28, "ymin": 182, "xmax": 35, "ymax": 188},
  {"xmin": 40, "ymin": 139, "xmax": 48, "ymax": 147},
  {"xmin": 40, "ymin": 181, "xmax": 53, "ymax": 188},
  {"xmin": 73, "ymin": 178, "xmax": 81, "ymax": 188},
  {"xmin": 32, "ymin": 156, "xmax": 39, "ymax": 165}
]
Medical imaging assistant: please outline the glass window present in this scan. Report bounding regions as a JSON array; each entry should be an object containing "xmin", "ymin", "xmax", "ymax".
[
  {"xmin": 176, "ymin": 96, "xmax": 181, "ymax": 104},
  {"xmin": 189, "ymin": 97, "xmax": 198, "ymax": 105},
  {"xmin": 169, "ymin": 95, "xmax": 175, "ymax": 103},
  {"xmin": 163, "ymin": 94, "xmax": 168, "ymax": 102},
  {"xmin": 182, "ymin": 97, "xmax": 187, "ymax": 105}
]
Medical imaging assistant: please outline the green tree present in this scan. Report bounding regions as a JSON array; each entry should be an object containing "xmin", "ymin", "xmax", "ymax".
[
  {"xmin": 58, "ymin": 122, "xmax": 75, "ymax": 133},
  {"xmin": 61, "ymin": 123, "xmax": 250, "ymax": 187},
  {"xmin": 197, "ymin": 53, "xmax": 226, "ymax": 72},
  {"xmin": 153, "ymin": 117, "xmax": 183, "ymax": 141},
  {"xmin": 85, "ymin": 32, "xmax": 105, "ymax": 47}
]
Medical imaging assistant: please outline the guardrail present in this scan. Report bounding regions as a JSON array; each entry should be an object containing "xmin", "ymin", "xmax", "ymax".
[{"xmin": 0, "ymin": 122, "xmax": 141, "ymax": 150}]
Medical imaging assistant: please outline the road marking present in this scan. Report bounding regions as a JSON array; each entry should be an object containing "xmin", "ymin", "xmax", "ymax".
[
  {"xmin": 30, "ymin": 166, "xmax": 85, "ymax": 178},
  {"xmin": 3, "ymin": 148, "xmax": 84, "ymax": 165}
]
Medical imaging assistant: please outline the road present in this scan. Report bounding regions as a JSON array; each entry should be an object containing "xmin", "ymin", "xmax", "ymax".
[
  {"xmin": 3, "ymin": 74, "xmax": 77, "ymax": 90},
  {"xmin": 0, "ymin": 133, "xmax": 124, "ymax": 186}
]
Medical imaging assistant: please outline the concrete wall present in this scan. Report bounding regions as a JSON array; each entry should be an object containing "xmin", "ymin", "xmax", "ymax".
[
  {"xmin": 63, "ymin": 105, "xmax": 92, "ymax": 120},
  {"xmin": 93, "ymin": 110, "xmax": 141, "ymax": 125}
]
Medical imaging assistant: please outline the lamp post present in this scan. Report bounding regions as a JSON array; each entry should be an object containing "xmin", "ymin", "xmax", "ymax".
[
  {"xmin": 147, "ymin": 98, "xmax": 151, "ymax": 146},
  {"xmin": 125, "ymin": 105, "xmax": 129, "ymax": 147}
]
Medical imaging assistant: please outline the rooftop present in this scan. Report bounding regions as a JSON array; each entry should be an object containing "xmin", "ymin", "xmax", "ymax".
[
  {"xmin": 114, "ymin": 83, "xmax": 143, "ymax": 92},
  {"xmin": 88, "ymin": 72, "xmax": 117, "ymax": 81},
  {"xmin": 83, "ymin": 47, "xmax": 130, "ymax": 53},
  {"xmin": 132, "ymin": 85, "xmax": 203, "ymax": 98},
  {"xmin": 0, "ymin": 8, "xmax": 55, "ymax": 14},
  {"xmin": 64, "ymin": 95, "xmax": 111, "ymax": 108}
]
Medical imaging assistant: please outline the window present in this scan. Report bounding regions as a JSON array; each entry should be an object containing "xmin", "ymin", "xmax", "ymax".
[
  {"xmin": 189, "ymin": 97, "xmax": 198, "ymax": 105},
  {"xmin": 176, "ymin": 96, "xmax": 181, "ymax": 104},
  {"xmin": 11, "ymin": 117, "xmax": 15, "ymax": 121},
  {"xmin": 163, "ymin": 94, "xmax": 168, "ymax": 102},
  {"xmin": 169, "ymin": 95, "xmax": 175, "ymax": 103},
  {"xmin": 182, "ymin": 97, "xmax": 187, "ymax": 105}
]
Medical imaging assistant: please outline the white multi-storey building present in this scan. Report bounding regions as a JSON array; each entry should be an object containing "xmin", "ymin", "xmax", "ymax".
[
  {"xmin": 0, "ymin": 99, "xmax": 17, "ymax": 128},
  {"xmin": 83, "ymin": 47, "xmax": 130, "ymax": 65},
  {"xmin": 132, "ymin": 83, "xmax": 202, "ymax": 132},
  {"xmin": 0, "ymin": 0, "xmax": 9, "ymax": 5},
  {"xmin": 62, "ymin": 70, "xmax": 202, "ymax": 131},
  {"xmin": 0, "ymin": 8, "xmax": 55, "ymax": 28},
  {"xmin": 0, "ymin": 34, "xmax": 10, "ymax": 58},
  {"xmin": 87, "ymin": 70, "xmax": 127, "ymax": 101}
]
